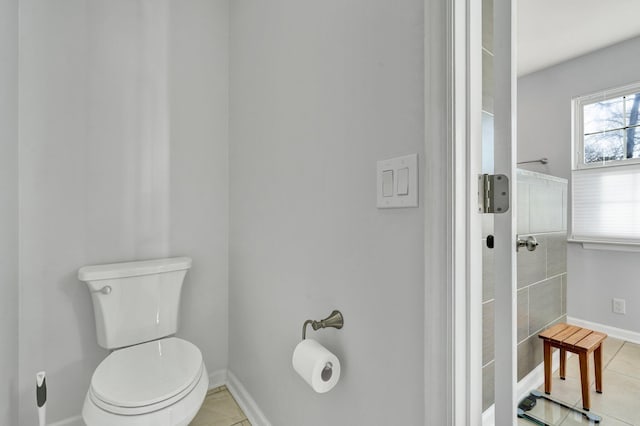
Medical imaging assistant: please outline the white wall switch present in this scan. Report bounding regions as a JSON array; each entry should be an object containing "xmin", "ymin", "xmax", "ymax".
[
  {"xmin": 382, "ymin": 170, "xmax": 394, "ymax": 197},
  {"xmin": 397, "ymin": 167, "xmax": 409, "ymax": 195},
  {"xmin": 376, "ymin": 154, "xmax": 418, "ymax": 208}
]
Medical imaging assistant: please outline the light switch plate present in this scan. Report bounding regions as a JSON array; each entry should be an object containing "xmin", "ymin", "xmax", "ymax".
[{"xmin": 376, "ymin": 154, "xmax": 418, "ymax": 208}]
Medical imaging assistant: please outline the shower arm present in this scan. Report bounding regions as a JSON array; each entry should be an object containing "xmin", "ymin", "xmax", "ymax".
[{"xmin": 517, "ymin": 157, "xmax": 548, "ymax": 165}]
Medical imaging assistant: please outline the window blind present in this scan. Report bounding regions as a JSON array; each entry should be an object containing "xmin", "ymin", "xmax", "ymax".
[{"xmin": 572, "ymin": 164, "xmax": 640, "ymax": 242}]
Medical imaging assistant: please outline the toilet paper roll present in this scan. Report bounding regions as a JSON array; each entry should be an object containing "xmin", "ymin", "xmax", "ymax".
[{"xmin": 292, "ymin": 339, "xmax": 341, "ymax": 393}]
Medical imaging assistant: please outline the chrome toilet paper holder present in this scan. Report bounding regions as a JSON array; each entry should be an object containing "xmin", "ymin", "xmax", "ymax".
[{"xmin": 302, "ymin": 310, "xmax": 344, "ymax": 340}]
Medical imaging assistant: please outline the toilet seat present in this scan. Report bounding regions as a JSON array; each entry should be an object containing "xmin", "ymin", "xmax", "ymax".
[{"xmin": 89, "ymin": 337, "xmax": 203, "ymax": 415}]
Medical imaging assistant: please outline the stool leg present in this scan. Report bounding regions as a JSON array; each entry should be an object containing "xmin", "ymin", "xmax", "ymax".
[
  {"xmin": 544, "ymin": 341, "xmax": 552, "ymax": 394},
  {"xmin": 579, "ymin": 351, "xmax": 591, "ymax": 411},
  {"xmin": 560, "ymin": 348, "xmax": 566, "ymax": 380},
  {"xmin": 595, "ymin": 345, "xmax": 603, "ymax": 394}
]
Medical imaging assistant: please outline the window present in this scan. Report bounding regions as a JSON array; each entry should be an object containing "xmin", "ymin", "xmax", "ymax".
[
  {"xmin": 571, "ymin": 82, "xmax": 640, "ymax": 245},
  {"xmin": 574, "ymin": 82, "xmax": 640, "ymax": 169}
]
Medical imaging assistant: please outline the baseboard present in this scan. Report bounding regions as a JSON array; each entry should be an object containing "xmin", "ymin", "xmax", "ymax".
[
  {"xmin": 482, "ymin": 349, "xmax": 563, "ymax": 425},
  {"xmin": 49, "ymin": 415, "xmax": 83, "ymax": 426},
  {"xmin": 567, "ymin": 316, "xmax": 640, "ymax": 345},
  {"xmin": 226, "ymin": 370, "xmax": 272, "ymax": 426},
  {"xmin": 209, "ymin": 368, "xmax": 228, "ymax": 389}
]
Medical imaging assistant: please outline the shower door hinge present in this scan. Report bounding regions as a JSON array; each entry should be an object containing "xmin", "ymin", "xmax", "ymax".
[{"xmin": 478, "ymin": 174, "xmax": 510, "ymax": 214}]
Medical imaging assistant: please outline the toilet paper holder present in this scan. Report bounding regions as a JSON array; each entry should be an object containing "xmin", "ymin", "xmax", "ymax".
[{"xmin": 302, "ymin": 310, "xmax": 344, "ymax": 340}]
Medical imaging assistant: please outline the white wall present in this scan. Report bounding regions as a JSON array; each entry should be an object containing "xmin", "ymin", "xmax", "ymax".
[
  {"xmin": 169, "ymin": 0, "xmax": 229, "ymax": 382},
  {"xmin": 518, "ymin": 36, "xmax": 640, "ymax": 332},
  {"xmin": 0, "ymin": 0, "xmax": 19, "ymax": 423},
  {"xmin": 229, "ymin": 1, "xmax": 425, "ymax": 425},
  {"xmin": 18, "ymin": 0, "xmax": 228, "ymax": 423},
  {"xmin": 567, "ymin": 248, "xmax": 640, "ymax": 332}
]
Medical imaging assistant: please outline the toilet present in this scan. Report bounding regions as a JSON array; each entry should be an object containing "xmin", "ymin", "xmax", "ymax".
[{"xmin": 78, "ymin": 257, "xmax": 208, "ymax": 426}]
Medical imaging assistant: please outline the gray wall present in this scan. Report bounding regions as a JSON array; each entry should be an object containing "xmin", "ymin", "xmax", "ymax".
[
  {"xmin": 168, "ymin": 0, "xmax": 229, "ymax": 389},
  {"xmin": 229, "ymin": 1, "xmax": 425, "ymax": 424},
  {"xmin": 18, "ymin": 1, "xmax": 228, "ymax": 423},
  {"xmin": 0, "ymin": 0, "xmax": 19, "ymax": 423},
  {"xmin": 518, "ymin": 36, "xmax": 640, "ymax": 333}
]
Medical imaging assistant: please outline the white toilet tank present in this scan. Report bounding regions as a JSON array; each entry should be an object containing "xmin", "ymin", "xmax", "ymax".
[{"xmin": 78, "ymin": 257, "xmax": 192, "ymax": 350}]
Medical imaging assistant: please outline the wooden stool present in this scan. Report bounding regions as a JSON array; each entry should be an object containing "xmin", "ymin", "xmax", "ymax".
[{"xmin": 538, "ymin": 323, "xmax": 607, "ymax": 411}]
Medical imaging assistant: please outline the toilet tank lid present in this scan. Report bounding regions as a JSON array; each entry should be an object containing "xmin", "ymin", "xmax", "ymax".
[{"xmin": 78, "ymin": 257, "xmax": 192, "ymax": 282}]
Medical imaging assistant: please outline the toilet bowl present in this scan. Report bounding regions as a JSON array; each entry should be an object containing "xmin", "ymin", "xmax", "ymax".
[
  {"xmin": 78, "ymin": 257, "xmax": 208, "ymax": 426},
  {"xmin": 82, "ymin": 338, "xmax": 208, "ymax": 426}
]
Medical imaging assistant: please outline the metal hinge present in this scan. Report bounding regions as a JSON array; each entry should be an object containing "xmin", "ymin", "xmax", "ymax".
[{"xmin": 478, "ymin": 174, "xmax": 510, "ymax": 214}]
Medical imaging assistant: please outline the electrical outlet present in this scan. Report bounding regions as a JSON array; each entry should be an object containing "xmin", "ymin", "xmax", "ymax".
[{"xmin": 613, "ymin": 298, "xmax": 626, "ymax": 315}]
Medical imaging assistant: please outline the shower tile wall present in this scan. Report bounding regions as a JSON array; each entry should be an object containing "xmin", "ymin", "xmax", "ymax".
[{"xmin": 482, "ymin": 170, "xmax": 568, "ymax": 411}]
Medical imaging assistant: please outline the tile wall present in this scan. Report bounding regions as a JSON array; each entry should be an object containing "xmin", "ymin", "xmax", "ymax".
[{"xmin": 482, "ymin": 170, "xmax": 568, "ymax": 411}]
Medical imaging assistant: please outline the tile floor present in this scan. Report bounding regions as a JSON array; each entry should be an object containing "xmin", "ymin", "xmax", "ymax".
[
  {"xmin": 190, "ymin": 386, "xmax": 251, "ymax": 426},
  {"xmin": 518, "ymin": 337, "xmax": 640, "ymax": 425}
]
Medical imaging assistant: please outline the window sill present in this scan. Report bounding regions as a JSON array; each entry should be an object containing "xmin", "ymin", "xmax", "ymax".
[{"xmin": 567, "ymin": 239, "xmax": 640, "ymax": 252}]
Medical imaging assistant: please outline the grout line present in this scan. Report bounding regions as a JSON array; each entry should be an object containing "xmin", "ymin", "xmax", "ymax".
[
  {"xmin": 520, "ymin": 271, "xmax": 565, "ymax": 291},
  {"xmin": 198, "ymin": 387, "xmax": 250, "ymax": 426},
  {"xmin": 589, "ymin": 341, "xmax": 637, "ymax": 425},
  {"xmin": 207, "ymin": 385, "xmax": 228, "ymax": 395},
  {"xmin": 545, "ymin": 237, "xmax": 549, "ymax": 284},
  {"xmin": 227, "ymin": 390, "xmax": 249, "ymax": 422},
  {"xmin": 529, "ymin": 315, "xmax": 568, "ymax": 338},
  {"xmin": 603, "ymin": 341, "xmax": 626, "ymax": 371},
  {"xmin": 556, "ymin": 407, "xmax": 572, "ymax": 426},
  {"xmin": 561, "ymin": 275, "xmax": 564, "ymax": 317},
  {"xmin": 519, "ymin": 231, "xmax": 567, "ymax": 237},
  {"xmin": 526, "ymin": 286, "xmax": 530, "ymax": 339},
  {"xmin": 482, "ymin": 359, "xmax": 494, "ymax": 370}
]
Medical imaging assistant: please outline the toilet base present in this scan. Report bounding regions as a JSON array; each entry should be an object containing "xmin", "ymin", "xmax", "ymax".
[{"xmin": 82, "ymin": 364, "xmax": 209, "ymax": 426}]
